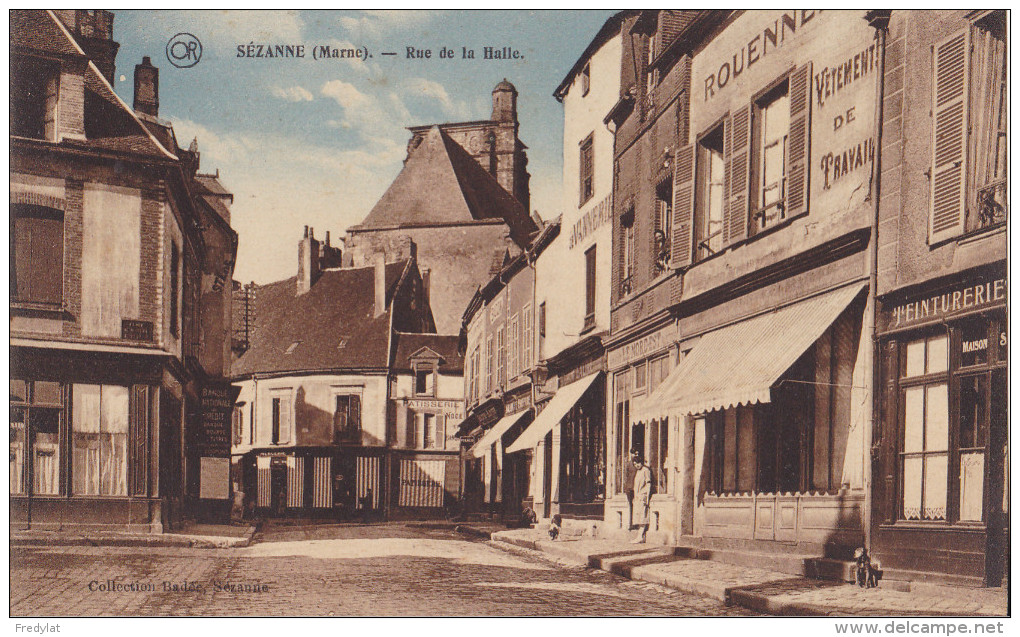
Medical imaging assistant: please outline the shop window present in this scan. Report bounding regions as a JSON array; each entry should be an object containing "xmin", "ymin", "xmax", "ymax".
[
  {"xmin": 752, "ymin": 81, "xmax": 790, "ymax": 233},
  {"xmin": 620, "ymin": 208, "xmax": 636, "ymax": 296},
  {"xmin": 654, "ymin": 181, "xmax": 672, "ymax": 276},
  {"xmin": 10, "ymin": 380, "xmax": 64, "ymax": 496},
  {"xmin": 10, "ymin": 56, "xmax": 59, "ymax": 141},
  {"xmin": 614, "ymin": 369, "xmax": 632, "ymax": 494},
  {"xmin": 11, "ymin": 205, "xmax": 64, "ymax": 306},
  {"xmin": 72, "ymin": 384, "xmax": 128, "ymax": 496},
  {"xmin": 899, "ymin": 334, "xmax": 950, "ymax": 521},
  {"xmin": 579, "ymin": 133, "xmax": 595, "ymax": 205},
  {"xmin": 581, "ymin": 62, "xmax": 590, "ymax": 96},
  {"xmin": 631, "ymin": 422, "xmax": 645, "ymax": 462},
  {"xmin": 583, "ymin": 246, "xmax": 596, "ymax": 331},
  {"xmin": 930, "ymin": 11, "xmax": 1007, "ymax": 243},
  {"xmin": 695, "ymin": 125, "xmax": 726, "ymax": 260},
  {"xmin": 647, "ymin": 418, "xmax": 669, "ymax": 493},
  {"xmin": 333, "ymin": 393, "xmax": 361, "ymax": 444}
]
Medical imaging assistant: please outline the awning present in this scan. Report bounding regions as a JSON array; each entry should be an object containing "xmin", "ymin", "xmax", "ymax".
[
  {"xmin": 467, "ymin": 410, "xmax": 530, "ymax": 459},
  {"xmin": 506, "ymin": 372, "xmax": 602, "ymax": 454},
  {"xmin": 632, "ymin": 283, "xmax": 866, "ymax": 421}
]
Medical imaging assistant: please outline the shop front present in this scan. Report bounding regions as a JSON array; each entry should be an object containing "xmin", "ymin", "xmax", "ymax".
[
  {"xmin": 872, "ymin": 267, "xmax": 1007, "ymax": 587},
  {"xmin": 461, "ymin": 390, "xmax": 533, "ymax": 521}
]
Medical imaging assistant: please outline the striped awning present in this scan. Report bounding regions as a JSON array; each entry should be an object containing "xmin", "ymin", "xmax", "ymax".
[
  {"xmin": 506, "ymin": 372, "xmax": 602, "ymax": 454},
  {"xmin": 468, "ymin": 410, "xmax": 529, "ymax": 459},
  {"xmin": 632, "ymin": 283, "xmax": 866, "ymax": 422}
]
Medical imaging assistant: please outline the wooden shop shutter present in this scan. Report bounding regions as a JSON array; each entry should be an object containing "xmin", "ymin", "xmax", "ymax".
[
  {"xmin": 130, "ymin": 385, "xmax": 150, "ymax": 496},
  {"xmin": 724, "ymin": 104, "xmax": 752, "ymax": 244},
  {"xmin": 929, "ymin": 29, "xmax": 969, "ymax": 244},
  {"xmin": 671, "ymin": 143, "xmax": 696, "ymax": 268},
  {"xmin": 786, "ymin": 62, "xmax": 812, "ymax": 217}
]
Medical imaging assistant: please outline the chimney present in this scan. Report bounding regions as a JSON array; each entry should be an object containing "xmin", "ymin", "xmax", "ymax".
[
  {"xmin": 297, "ymin": 226, "xmax": 321, "ymax": 295},
  {"xmin": 55, "ymin": 10, "xmax": 119, "ymax": 83},
  {"xmin": 374, "ymin": 253, "xmax": 387, "ymax": 317},
  {"xmin": 421, "ymin": 267, "xmax": 431, "ymax": 310},
  {"xmin": 134, "ymin": 56, "xmax": 159, "ymax": 117}
]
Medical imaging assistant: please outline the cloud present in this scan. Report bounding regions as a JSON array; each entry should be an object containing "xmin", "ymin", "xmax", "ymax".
[
  {"xmin": 401, "ymin": 78, "xmax": 473, "ymax": 120},
  {"xmin": 139, "ymin": 10, "xmax": 305, "ymax": 49},
  {"xmin": 271, "ymin": 85, "xmax": 314, "ymax": 102},
  {"xmin": 320, "ymin": 79, "xmax": 411, "ymax": 139},
  {"xmin": 337, "ymin": 10, "xmax": 437, "ymax": 39}
]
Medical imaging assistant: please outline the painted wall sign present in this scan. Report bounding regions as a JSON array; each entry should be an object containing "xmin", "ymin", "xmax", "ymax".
[
  {"xmin": 880, "ymin": 278, "xmax": 1007, "ymax": 332},
  {"xmin": 569, "ymin": 194, "xmax": 612, "ymax": 249},
  {"xmin": 406, "ymin": 398, "xmax": 465, "ymax": 418},
  {"xmin": 198, "ymin": 384, "xmax": 238, "ymax": 457},
  {"xmin": 607, "ymin": 323, "xmax": 677, "ymax": 370}
]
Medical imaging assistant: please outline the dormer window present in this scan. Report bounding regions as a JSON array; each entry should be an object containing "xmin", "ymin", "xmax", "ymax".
[
  {"xmin": 414, "ymin": 365, "xmax": 436, "ymax": 397},
  {"xmin": 11, "ymin": 56, "xmax": 59, "ymax": 141}
]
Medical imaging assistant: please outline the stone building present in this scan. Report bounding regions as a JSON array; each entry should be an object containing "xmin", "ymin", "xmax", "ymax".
[
  {"xmin": 343, "ymin": 82, "xmax": 538, "ymax": 334},
  {"xmin": 10, "ymin": 9, "xmax": 237, "ymax": 530},
  {"xmin": 869, "ymin": 10, "xmax": 1007, "ymax": 587}
]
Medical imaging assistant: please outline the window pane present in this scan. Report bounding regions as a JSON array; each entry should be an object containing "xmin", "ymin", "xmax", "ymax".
[
  {"xmin": 923, "ymin": 454, "xmax": 948, "ymax": 520},
  {"xmin": 10, "ymin": 380, "xmax": 28, "ymax": 403},
  {"xmin": 903, "ymin": 387, "xmax": 924, "ymax": 453},
  {"xmin": 11, "ymin": 406, "xmax": 26, "ymax": 494},
  {"xmin": 903, "ymin": 456, "xmax": 922, "ymax": 520},
  {"xmin": 33, "ymin": 381, "xmax": 62, "ymax": 406},
  {"xmin": 905, "ymin": 339, "xmax": 926, "ymax": 377},
  {"xmin": 72, "ymin": 384, "xmax": 101, "ymax": 494},
  {"xmin": 32, "ymin": 408, "xmax": 61, "ymax": 495},
  {"xmin": 925, "ymin": 384, "xmax": 949, "ymax": 452},
  {"xmin": 763, "ymin": 94, "xmax": 789, "ymax": 141},
  {"xmin": 959, "ymin": 375, "xmax": 986, "ymax": 449},
  {"xmin": 959, "ymin": 451, "xmax": 985, "ymax": 521},
  {"xmin": 100, "ymin": 386, "xmax": 128, "ymax": 495},
  {"xmin": 926, "ymin": 334, "xmax": 948, "ymax": 374}
]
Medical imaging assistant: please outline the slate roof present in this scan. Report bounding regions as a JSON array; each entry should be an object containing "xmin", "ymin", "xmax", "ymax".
[
  {"xmin": 392, "ymin": 333, "xmax": 464, "ymax": 373},
  {"xmin": 232, "ymin": 261, "xmax": 410, "ymax": 378},
  {"xmin": 352, "ymin": 126, "xmax": 536, "ymax": 244}
]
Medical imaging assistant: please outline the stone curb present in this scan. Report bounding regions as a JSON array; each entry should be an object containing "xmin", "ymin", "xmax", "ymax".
[{"xmin": 11, "ymin": 530, "xmax": 255, "ymax": 550}]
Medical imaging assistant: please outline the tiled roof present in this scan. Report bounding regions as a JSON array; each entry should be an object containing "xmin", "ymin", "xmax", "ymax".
[
  {"xmin": 353, "ymin": 126, "xmax": 536, "ymax": 245},
  {"xmin": 392, "ymin": 333, "xmax": 464, "ymax": 373},
  {"xmin": 232, "ymin": 261, "xmax": 409, "ymax": 377},
  {"xmin": 11, "ymin": 10, "xmax": 82, "ymax": 57}
]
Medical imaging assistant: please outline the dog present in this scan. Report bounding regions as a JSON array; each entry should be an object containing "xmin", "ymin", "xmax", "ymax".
[
  {"xmin": 548, "ymin": 514, "xmax": 562, "ymax": 540},
  {"xmin": 853, "ymin": 547, "xmax": 881, "ymax": 588}
]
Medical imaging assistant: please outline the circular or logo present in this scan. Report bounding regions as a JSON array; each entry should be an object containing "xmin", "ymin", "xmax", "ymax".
[{"xmin": 166, "ymin": 32, "xmax": 202, "ymax": 68}]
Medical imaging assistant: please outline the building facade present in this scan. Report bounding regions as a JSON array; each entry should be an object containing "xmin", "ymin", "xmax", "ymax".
[
  {"xmin": 870, "ymin": 10, "xmax": 1007, "ymax": 587},
  {"xmin": 343, "ymin": 82, "xmax": 538, "ymax": 334},
  {"xmin": 10, "ymin": 9, "xmax": 236, "ymax": 531}
]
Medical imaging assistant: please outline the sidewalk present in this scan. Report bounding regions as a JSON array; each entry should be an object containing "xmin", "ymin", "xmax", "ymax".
[
  {"xmin": 11, "ymin": 522, "xmax": 256, "ymax": 549},
  {"xmin": 475, "ymin": 527, "xmax": 1007, "ymax": 617}
]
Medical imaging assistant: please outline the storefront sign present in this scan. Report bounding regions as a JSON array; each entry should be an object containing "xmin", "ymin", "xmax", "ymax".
[
  {"xmin": 406, "ymin": 398, "xmax": 465, "ymax": 418},
  {"xmin": 198, "ymin": 384, "xmax": 239, "ymax": 457},
  {"xmin": 880, "ymin": 278, "xmax": 1007, "ymax": 332},
  {"xmin": 608, "ymin": 323, "xmax": 677, "ymax": 370},
  {"xmin": 569, "ymin": 194, "xmax": 612, "ymax": 249}
]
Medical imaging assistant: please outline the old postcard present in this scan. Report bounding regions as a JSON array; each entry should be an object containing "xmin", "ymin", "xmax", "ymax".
[{"xmin": 9, "ymin": 9, "xmax": 1009, "ymax": 622}]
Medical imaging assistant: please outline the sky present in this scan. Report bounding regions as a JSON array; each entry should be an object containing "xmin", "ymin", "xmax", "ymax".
[{"xmin": 110, "ymin": 10, "xmax": 617, "ymax": 284}]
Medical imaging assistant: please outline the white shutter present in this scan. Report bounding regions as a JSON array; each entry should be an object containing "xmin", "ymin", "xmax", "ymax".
[{"xmin": 929, "ymin": 29, "xmax": 970, "ymax": 244}]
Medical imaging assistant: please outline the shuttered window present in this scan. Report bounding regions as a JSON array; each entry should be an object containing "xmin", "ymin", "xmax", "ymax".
[
  {"xmin": 12, "ymin": 205, "xmax": 64, "ymax": 305},
  {"xmin": 584, "ymin": 246, "xmax": 596, "ymax": 329},
  {"xmin": 579, "ymin": 134, "xmax": 594, "ymax": 205},
  {"xmin": 929, "ymin": 30, "xmax": 970, "ymax": 243},
  {"xmin": 724, "ymin": 104, "xmax": 752, "ymax": 244},
  {"xmin": 672, "ymin": 143, "xmax": 697, "ymax": 268}
]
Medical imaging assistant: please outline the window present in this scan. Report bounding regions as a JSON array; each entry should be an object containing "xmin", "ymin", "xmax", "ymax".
[
  {"xmin": 10, "ymin": 56, "xmax": 59, "ymax": 140},
  {"xmin": 522, "ymin": 305, "xmax": 533, "ymax": 371},
  {"xmin": 270, "ymin": 390, "xmax": 292, "ymax": 445},
  {"xmin": 645, "ymin": 34, "xmax": 657, "ymax": 94},
  {"xmin": 11, "ymin": 205, "xmax": 64, "ymax": 305},
  {"xmin": 468, "ymin": 346, "xmax": 480, "ymax": 404},
  {"xmin": 508, "ymin": 314, "xmax": 520, "ymax": 379},
  {"xmin": 634, "ymin": 361, "xmax": 647, "ymax": 391},
  {"xmin": 416, "ymin": 413, "xmax": 443, "ymax": 450},
  {"xmin": 170, "ymin": 241, "xmax": 180, "ymax": 338},
  {"xmin": 654, "ymin": 181, "xmax": 672, "ymax": 275},
  {"xmin": 620, "ymin": 208, "xmax": 635, "ymax": 296},
  {"xmin": 930, "ymin": 13, "xmax": 1007, "ymax": 243},
  {"xmin": 752, "ymin": 81, "xmax": 790, "ymax": 232},
  {"xmin": 584, "ymin": 246, "xmax": 596, "ymax": 330},
  {"xmin": 486, "ymin": 336, "xmax": 494, "ymax": 393},
  {"xmin": 496, "ymin": 327, "xmax": 506, "ymax": 387},
  {"xmin": 696, "ymin": 125, "xmax": 726, "ymax": 259},
  {"xmin": 10, "ymin": 380, "xmax": 63, "ymax": 496},
  {"xmin": 899, "ymin": 333, "xmax": 949, "ymax": 521},
  {"xmin": 579, "ymin": 134, "xmax": 594, "ymax": 205},
  {"xmin": 72, "ymin": 384, "xmax": 128, "ymax": 496},
  {"xmin": 414, "ymin": 366, "xmax": 435, "ymax": 397},
  {"xmin": 248, "ymin": 402, "xmax": 255, "ymax": 446},
  {"xmin": 538, "ymin": 303, "xmax": 546, "ymax": 359},
  {"xmin": 581, "ymin": 62, "xmax": 591, "ymax": 96},
  {"xmin": 333, "ymin": 393, "xmax": 362, "ymax": 444}
]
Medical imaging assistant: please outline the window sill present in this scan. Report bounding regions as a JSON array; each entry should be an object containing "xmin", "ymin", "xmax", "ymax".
[
  {"xmin": 879, "ymin": 520, "xmax": 988, "ymax": 533},
  {"xmin": 10, "ymin": 301, "xmax": 68, "ymax": 318}
]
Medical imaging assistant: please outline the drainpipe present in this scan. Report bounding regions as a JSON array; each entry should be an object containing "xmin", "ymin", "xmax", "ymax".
[{"xmin": 863, "ymin": 10, "xmax": 891, "ymax": 553}]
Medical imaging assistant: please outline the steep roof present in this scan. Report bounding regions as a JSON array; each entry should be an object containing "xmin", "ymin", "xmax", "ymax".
[
  {"xmin": 351, "ymin": 126, "xmax": 536, "ymax": 244},
  {"xmin": 392, "ymin": 333, "xmax": 463, "ymax": 373},
  {"xmin": 232, "ymin": 261, "xmax": 409, "ymax": 377}
]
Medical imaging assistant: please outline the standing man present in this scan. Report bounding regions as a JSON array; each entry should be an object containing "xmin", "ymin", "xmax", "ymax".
[{"xmin": 630, "ymin": 452, "xmax": 652, "ymax": 543}]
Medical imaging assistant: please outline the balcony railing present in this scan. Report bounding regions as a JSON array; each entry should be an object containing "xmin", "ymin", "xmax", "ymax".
[
  {"xmin": 751, "ymin": 199, "xmax": 786, "ymax": 234},
  {"xmin": 976, "ymin": 178, "xmax": 1007, "ymax": 229}
]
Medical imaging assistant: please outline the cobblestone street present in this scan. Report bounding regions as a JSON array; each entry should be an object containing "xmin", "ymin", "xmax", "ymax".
[{"xmin": 11, "ymin": 523, "xmax": 760, "ymax": 616}]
